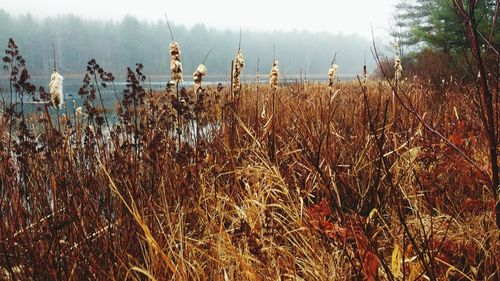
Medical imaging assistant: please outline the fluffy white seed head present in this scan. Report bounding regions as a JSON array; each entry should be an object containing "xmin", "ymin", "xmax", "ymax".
[
  {"xmin": 233, "ymin": 49, "xmax": 245, "ymax": 95},
  {"xmin": 75, "ymin": 106, "xmax": 88, "ymax": 119},
  {"xmin": 328, "ymin": 64, "xmax": 338, "ymax": 88},
  {"xmin": 195, "ymin": 64, "xmax": 207, "ymax": 76},
  {"xmin": 166, "ymin": 80, "xmax": 176, "ymax": 95},
  {"xmin": 49, "ymin": 71, "xmax": 64, "ymax": 109},
  {"xmin": 235, "ymin": 49, "xmax": 245, "ymax": 69},
  {"xmin": 393, "ymin": 41, "xmax": 403, "ymax": 81},
  {"xmin": 269, "ymin": 60, "xmax": 279, "ymax": 89},
  {"xmin": 393, "ymin": 42, "xmax": 400, "ymax": 53},
  {"xmin": 394, "ymin": 55, "xmax": 403, "ymax": 81},
  {"xmin": 193, "ymin": 64, "xmax": 207, "ymax": 95},
  {"xmin": 169, "ymin": 42, "xmax": 181, "ymax": 58},
  {"xmin": 169, "ymin": 41, "xmax": 183, "ymax": 83}
]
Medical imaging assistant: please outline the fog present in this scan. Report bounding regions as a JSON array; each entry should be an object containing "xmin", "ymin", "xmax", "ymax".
[
  {"xmin": 0, "ymin": 1, "xmax": 396, "ymax": 77},
  {"xmin": 1, "ymin": 0, "xmax": 396, "ymax": 39}
]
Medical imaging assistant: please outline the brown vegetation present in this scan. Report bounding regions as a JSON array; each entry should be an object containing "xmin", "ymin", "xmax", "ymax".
[{"xmin": 0, "ymin": 38, "xmax": 499, "ymax": 280}]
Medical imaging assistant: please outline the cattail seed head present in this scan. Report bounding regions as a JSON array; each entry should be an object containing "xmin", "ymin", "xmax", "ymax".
[
  {"xmin": 49, "ymin": 71, "xmax": 64, "ymax": 109},
  {"xmin": 166, "ymin": 80, "xmax": 175, "ymax": 95},
  {"xmin": 233, "ymin": 49, "xmax": 245, "ymax": 95},
  {"xmin": 193, "ymin": 64, "xmax": 207, "ymax": 95},
  {"xmin": 393, "ymin": 42, "xmax": 403, "ymax": 81},
  {"xmin": 269, "ymin": 60, "xmax": 279, "ymax": 89},
  {"xmin": 169, "ymin": 41, "xmax": 183, "ymax": 83},
  {"xmin": 75, "ymin": 106, "xmax": 88, "ymax": 118},
  {"xmin": 394, "ymin": 55, "xmax": 403, "ymax": 81},
  {"xmin": 328, "ymin": 64, "xmax": 337, "ymax": 89}
]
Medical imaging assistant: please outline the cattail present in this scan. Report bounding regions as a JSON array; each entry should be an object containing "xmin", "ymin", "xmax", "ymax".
[
  {"xmin": 49, "ymin": 71, "xmax": 64, "ymax": 109},
  {"xmin": 76, "ymin": 106, "xmax": 88, "ymax": 118},
  {"xmin": 217, "ymin": 83, "xmax": 224, "ymax": 93},
  {"xmin": 392, "ymin": 42, "xmax": 402, "ymax": 122},
  {"xmin": 394, "ymin": 56, "xmax": 402, "ymax": 81},
  {"xmin": 76, "ymin": 106, "xmax": 83, "ymax": 116},
  {"xmin": 166, "ymin": 80, "xmax": 175, "ymax": 95},
  {"xmin": 233, "ymin": 49, "xmax": 245, "ymax": 95},
  {"xmin": 327, "ymin": 64, "xmax": 337, "ymax": 89},
  {"xmin": 193, "ymin": 64, "xmax": 207, "ymax": 95},
  {"xmin": 262, "ymin": 60, "xmax": 279, "ymax": 118},
  {"xmin": 362, "ymin": 64, "xmax": 367, "ymax": 85},
  {"xmin": 269, "ymin": 60, "xmax": 279, "ymax": 89},
  {"xmin": 268, "ymin": 59, "xmax": 279, "ymax": 162},
  {"xmin": 169, "ymin": 41, "xmax": 183, "ymax": 83},
  {"xmin": 393, "ymin": 42, "xmax": 402, "ymax": 81}
]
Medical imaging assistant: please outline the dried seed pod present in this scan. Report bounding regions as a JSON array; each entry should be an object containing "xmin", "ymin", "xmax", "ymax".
[
  {"xmin": 269, "ymin": 60, "xmax": 279, "ymax": 89},
  {"xmin": 75, "ymin": 106, "xmax": 83, "ymax": 116},
  {"xmin": 166, "ymin": 80, "xmax": 176, "ymax": 95},
  {"xmin": 394, "ymin": 56, "xmax": 403, "ymax": 81},
  {"xmin": 169, "ymin": 41, "xmax": 183, "ymax": 83},
  {"xmin": 49, "ymin": 71, "xmax": 64, "ymax": 109},
  {"xmin": 327, "ymin": 64, "xmax": 337, "ymax": 89},
  {"xmin": 261, "ymin": 60, "xmax": 280, "ymax": 118},
  {"xmin": 193, "ymin": 64, "xmax": 207, "ymax": 95},
  {"xmin": 233, "ymin": 49, "xmax": 245, "ymax": 95},
  {"xmin": 393, "ymin": 42, "xmax": 403, "ymax": 81}
]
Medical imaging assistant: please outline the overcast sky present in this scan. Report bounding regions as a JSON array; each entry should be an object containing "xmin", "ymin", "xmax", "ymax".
[{"xmin": 1, "ymin": 0, "xmax": 397, "ymax": 39}]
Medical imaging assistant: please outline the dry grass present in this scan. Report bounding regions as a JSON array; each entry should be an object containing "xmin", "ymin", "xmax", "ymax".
[{"xmin": 1, "ymin": 47, "xmax": 499, "ymax": 280}]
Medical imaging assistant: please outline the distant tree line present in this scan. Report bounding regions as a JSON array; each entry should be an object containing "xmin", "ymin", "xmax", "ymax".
[{"xmin": 0, "ymin": 10, "xmax": 381, "ymax": 77}]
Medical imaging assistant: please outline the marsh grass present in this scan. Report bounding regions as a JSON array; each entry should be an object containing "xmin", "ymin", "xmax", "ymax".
[{"xmin": 0, "ymin": 38, "xmax": 499, "ymax": 280}]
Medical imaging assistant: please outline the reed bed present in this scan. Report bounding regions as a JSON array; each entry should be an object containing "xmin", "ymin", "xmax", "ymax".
[{"xmin": 0, "ymin": 38, "xmax": 498, "ymax": 281}]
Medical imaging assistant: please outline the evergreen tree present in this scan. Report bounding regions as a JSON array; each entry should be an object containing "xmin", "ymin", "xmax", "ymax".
[{"xmin": 392, "ymin": 0, "xmax": 497, "ymax": 53}]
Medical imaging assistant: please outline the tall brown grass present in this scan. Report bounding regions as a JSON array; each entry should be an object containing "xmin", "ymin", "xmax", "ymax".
[{"xmin": 0, "ymin": 38, "xmax": 498, "ymax": 280}]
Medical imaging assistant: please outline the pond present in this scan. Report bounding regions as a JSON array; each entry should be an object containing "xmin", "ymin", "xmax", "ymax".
[
  {"xmin": 0, "ymin": 76, "xmax": 231, "ymax": 117},
  {"xmin": 0, "ymin": 73, "xmax": 354, "ymax": 118}
]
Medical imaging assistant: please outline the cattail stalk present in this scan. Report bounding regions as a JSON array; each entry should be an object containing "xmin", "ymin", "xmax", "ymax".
[
  {"xmin": 193, "ymin": 63, "xmax": 207, "ymax": 143},
  {"xmin": 262, "ymin": 60, "xmax": 279, "ymax": 118},
  {"xmin": 393, "ymin": 41, "xmax": 402, "ymax": 122},
  {"xmin": 269, "ymin": 59, "xmax": 279, "ymax": 162},
  {"xmin": 165, "ymin": 15, "xmax": 183, "ymax": 147},
  {"xmin": 255, "ymin": 58, "xmax": 260, "ymax": 134},
  {"xmin": 229, "ymin": 60, "xmax": 235, "ymax": 149},
  {"xmin": 49, "ymin": 46, "xmax": 63, "ymax": 132},
  {"xmin": 228, "ymin": 46, "xmax": 244, "ymax": 150},
  {"xmin": 362, "ymin": 51, "xmax": 367, "ymax": 86},
  {"xmin": 327, "ymin": 60, "xmax": 339, "ymax": 157},
  {"xmin": 362, "ymin": 64, "xmax": 367, "ymax": 86}
]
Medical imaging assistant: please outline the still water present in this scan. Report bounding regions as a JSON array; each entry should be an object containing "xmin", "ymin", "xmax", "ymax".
[
  {"xmin": 0, "ymin": 76, "xmax": 231, "ymax": 117},
  {"xmin": 0, "ymin": 73, "xmax": 352, "ymax": 117}
]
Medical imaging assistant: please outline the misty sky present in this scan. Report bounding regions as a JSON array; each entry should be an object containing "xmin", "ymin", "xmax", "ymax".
[{"xmin": 1, "ymin": 0, "xmax": 397, "ymax": 39}]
